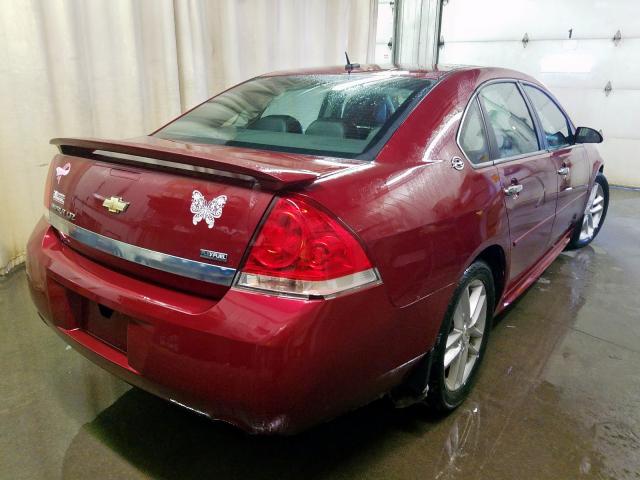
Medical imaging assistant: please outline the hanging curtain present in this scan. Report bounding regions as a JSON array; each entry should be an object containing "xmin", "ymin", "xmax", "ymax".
[{"xmin": 0, "ymin": 0, "xmax": 375, "ymax": 274}]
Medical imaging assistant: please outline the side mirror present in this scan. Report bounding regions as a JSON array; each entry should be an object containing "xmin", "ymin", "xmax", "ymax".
[{"xmin": 574, "ymin": 126, "xmax": 603, "ymax": 144}]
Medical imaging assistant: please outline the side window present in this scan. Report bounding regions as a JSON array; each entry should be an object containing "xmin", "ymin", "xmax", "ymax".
[
  {"xmin": 459, "ymin": 100, "xmax": 490, "ymax": 164},
  {"xmin": 523, "ymin": 85, "xmax": 573, "ymax": 149},
  {"xmin": 478, "ymin": 83, "xmax": 539, "ymax": 159}
]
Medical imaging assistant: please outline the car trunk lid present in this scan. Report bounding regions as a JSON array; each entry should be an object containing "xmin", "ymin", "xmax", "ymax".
[{"xmin": 47, "ymin": 136, "xmax": 365, "ymax": 298}]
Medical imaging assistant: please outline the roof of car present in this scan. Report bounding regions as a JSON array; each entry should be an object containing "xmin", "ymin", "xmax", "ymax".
[
  {"xmin": 260, "ymin": 64, "xmax": 455, "ymax": 79},
  {"xmin": 259, "ymin": 64, "xmax": 541, "ymax": 86}
]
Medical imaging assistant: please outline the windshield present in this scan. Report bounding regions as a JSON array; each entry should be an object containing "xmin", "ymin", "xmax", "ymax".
[{"xmin": 155, "ymin": 74, "xmax": 436, "ymax": 159}]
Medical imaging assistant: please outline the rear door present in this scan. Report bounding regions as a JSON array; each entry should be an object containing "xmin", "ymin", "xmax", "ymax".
[
  {"xmin": 521, "ymin": 84, "xmax": 590, "ymax": 242},
  {"xmin": 478, "ymin": 82, "xmax": 558, "ymax": 282}
]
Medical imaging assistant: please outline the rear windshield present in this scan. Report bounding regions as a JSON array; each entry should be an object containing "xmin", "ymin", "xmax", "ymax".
[{"xmin": 155, "ymin": 74, "xmax": 436, "ymax": 159}]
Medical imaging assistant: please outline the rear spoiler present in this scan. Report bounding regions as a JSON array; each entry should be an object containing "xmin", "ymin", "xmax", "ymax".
[{"xmin": 50, "ymin": 137, "xmax": 342, "ymax": 190}]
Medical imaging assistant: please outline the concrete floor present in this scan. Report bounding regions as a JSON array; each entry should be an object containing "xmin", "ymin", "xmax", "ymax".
[{"xmin": 1, "ymin": 188, "xmax": 639, "ymax": 480}]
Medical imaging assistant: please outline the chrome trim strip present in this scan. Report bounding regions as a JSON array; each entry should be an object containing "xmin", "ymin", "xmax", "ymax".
[
  {"xmin": 48, "ymin": 210, "xmax": 236, "ymax": 286},
  {"xmin": 233, "ymin": 268, "xmax": 382, "ymax": 299},
  {"xmin": 492, "ymin": 149, "xmax": 548, "ymax": 165}
]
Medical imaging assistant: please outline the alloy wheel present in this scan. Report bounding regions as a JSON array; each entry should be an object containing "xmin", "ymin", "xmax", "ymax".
[
  {"xmin": 579, "ymin": 183, "xmax": 605, "ymax": 242},
  {"xmin": 444, "ymin": 279, "xmax": 487, "ymax": 392}
]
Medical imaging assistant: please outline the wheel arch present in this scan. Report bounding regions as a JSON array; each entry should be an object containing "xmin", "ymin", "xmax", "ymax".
[
  {"xmin": 473, "ymin": 245, "xmax": 506, "ymax": 310},
  {"xmin": 390, "ymin": 243, "xmax": 507, "ymax": 408}
]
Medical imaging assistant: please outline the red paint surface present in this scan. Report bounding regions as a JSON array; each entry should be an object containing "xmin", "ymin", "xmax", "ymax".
[{"xmin": 27, "ymin": 66, "xmax": 604, "ymax": 433}]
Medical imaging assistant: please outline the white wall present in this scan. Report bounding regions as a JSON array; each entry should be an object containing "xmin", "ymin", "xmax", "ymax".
[
  {"xmin": 438, "ymin": 0, "xmax": 640, "ymax": 187},
  {"xmin": 0, "ymin": 0, "xmax": 376, "ymax": 274}
]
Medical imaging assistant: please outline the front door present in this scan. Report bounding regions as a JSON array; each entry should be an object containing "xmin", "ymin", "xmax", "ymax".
[
  {"xmin": 549, "ymin": 146, "xmax": 590, "ymax": 240},
  {"xmin": 478, "ymin": 82, "xmax": 558, "ymax": 283},
  {"xmin": 521, "ymin": 85, "xmax": 590, "ymax": 242}
]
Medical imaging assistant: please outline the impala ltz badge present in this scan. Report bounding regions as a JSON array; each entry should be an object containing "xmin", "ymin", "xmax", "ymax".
[
  {"xmin": 190, "ymin": 190, "xmax": 227, "ymax": 229},
  {"xmin": 200, "ymin": 249, "xmax": 229, "ymax": 263},
  {"xmin": 51, "ymin": 203, "xmax": 76, "ymax": 221},
  {"xmin": 102, "ymin": 196, "xmax": 130, "ymax": 213},
  {"xmin": 56, "ymin": 162, "xmax": 71, "ymax": 183}
]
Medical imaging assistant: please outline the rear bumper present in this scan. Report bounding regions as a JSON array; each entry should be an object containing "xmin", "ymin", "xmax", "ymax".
[{"xmin": 26, "ymin": 218, "xmax": 440, "ymax": 434}]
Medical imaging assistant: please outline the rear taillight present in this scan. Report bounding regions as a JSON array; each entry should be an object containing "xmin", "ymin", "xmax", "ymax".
[{"xmin": 235, "ymin": 196, "xmax": 380, "ymax": 298}]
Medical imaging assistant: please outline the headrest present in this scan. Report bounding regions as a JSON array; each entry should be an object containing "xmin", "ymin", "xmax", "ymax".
[
  {"xmin": 248, "ymin": 115, "xmax": 302, "ymax": 133},
  {"xmin": 305, "ymin": 119, "xmax": 345, "ymax": 137},
  {"xmin": 342, "ymin": 95, "xmax": 394, "ymax": 126}
]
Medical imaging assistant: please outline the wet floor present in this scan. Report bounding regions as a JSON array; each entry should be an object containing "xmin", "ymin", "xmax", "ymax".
[{"xmin": 1, "ymin": 188, "xmax": 639, "ymax": 480}]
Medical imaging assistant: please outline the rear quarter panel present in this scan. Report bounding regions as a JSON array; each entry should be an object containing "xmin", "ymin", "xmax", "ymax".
[{"xmin": 304, "ymin": 69, "xmax": 512, "ymax": 355}]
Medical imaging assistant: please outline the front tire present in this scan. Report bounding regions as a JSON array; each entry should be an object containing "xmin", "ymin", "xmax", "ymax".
[
  {"xmin": 567, "ymin": 172, "xmax": 609, "ymax": 249},
  {"xmin": 426, "ymin": 261, "xmax": 494, "ymax": 412}
]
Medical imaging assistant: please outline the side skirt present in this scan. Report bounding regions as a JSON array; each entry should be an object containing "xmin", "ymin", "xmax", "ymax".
[{"xmin": 498, "ymin": 231, "xmax": 572, "ymax": 313}]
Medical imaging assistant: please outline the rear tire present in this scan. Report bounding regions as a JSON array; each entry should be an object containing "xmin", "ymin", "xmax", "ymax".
[
  {"xmin": 426, "ymin": 261, "xmax": 494, "ymax": 412},
  {"xmin": 567, "ymin": 172, "xmax": 609, "ymax": 250}
]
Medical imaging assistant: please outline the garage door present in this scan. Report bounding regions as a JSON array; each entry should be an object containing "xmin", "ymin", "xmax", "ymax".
[{"xmin": 438, "ymin": 0, "xmax": 640, "ymax": 187}]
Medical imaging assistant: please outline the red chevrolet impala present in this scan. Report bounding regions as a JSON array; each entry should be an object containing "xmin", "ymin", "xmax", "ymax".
[{"xmin": 26, "ymin": 65, "xmax": 608, "ymax": 434}]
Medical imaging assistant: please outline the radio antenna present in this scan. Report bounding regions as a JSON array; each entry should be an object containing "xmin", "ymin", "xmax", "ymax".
[{"xmin": 344, "ymin": 51, "xmax": 360, "ymax": 73}]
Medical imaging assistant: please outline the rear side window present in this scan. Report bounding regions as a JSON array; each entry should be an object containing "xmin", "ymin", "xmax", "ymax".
[
  {"xmin": 479, "ymin": 83, "xmax": 539, "ymax": 160},
  {"xmin": 459, "ymin": 100, "xmax": 490, "ymax": 164},
  {"xmin": 523, "ymin": 85, "xmax": 573, "ymax": 149}
]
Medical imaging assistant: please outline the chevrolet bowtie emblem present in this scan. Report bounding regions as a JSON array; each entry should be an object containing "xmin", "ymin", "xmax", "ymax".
[{"xmin": 102, "ymin": 196, "xmax": 130, "ymax": 214}]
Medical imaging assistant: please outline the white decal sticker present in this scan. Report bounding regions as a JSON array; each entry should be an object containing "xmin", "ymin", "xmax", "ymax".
[
  {"xmin": 190, "ymin": 190, "xmax": 227, "ymax": 229},
  {"xmin": 56, "ymin": 163, "xmax": 71, "ymax": 183},
  {"xmin": 52, "ymin": 190, "xmax": 66, "ymax": 205}
]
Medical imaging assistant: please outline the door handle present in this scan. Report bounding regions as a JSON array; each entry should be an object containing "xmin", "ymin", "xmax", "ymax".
[
  {"xmin": 504, "ymin": 184, "xmax": 523, "ymax": 197},
  {"xmin": 557, "ymin": 166, "xmax": 570, "ymax": 176}
]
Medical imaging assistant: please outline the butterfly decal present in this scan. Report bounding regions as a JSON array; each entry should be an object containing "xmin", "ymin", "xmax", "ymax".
[
  {"xmin": 56, "ymin": 163, "xmax": 71, "ymax": 183},
  {"xmin": 190, "ymin": 190, "xmax": 227, "ymax": 229}
]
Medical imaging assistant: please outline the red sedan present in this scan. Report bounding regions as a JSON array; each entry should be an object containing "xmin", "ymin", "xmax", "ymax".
[{"xmin": 26, "ymin": 65, "xmax": 608, "ymax": 434}]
